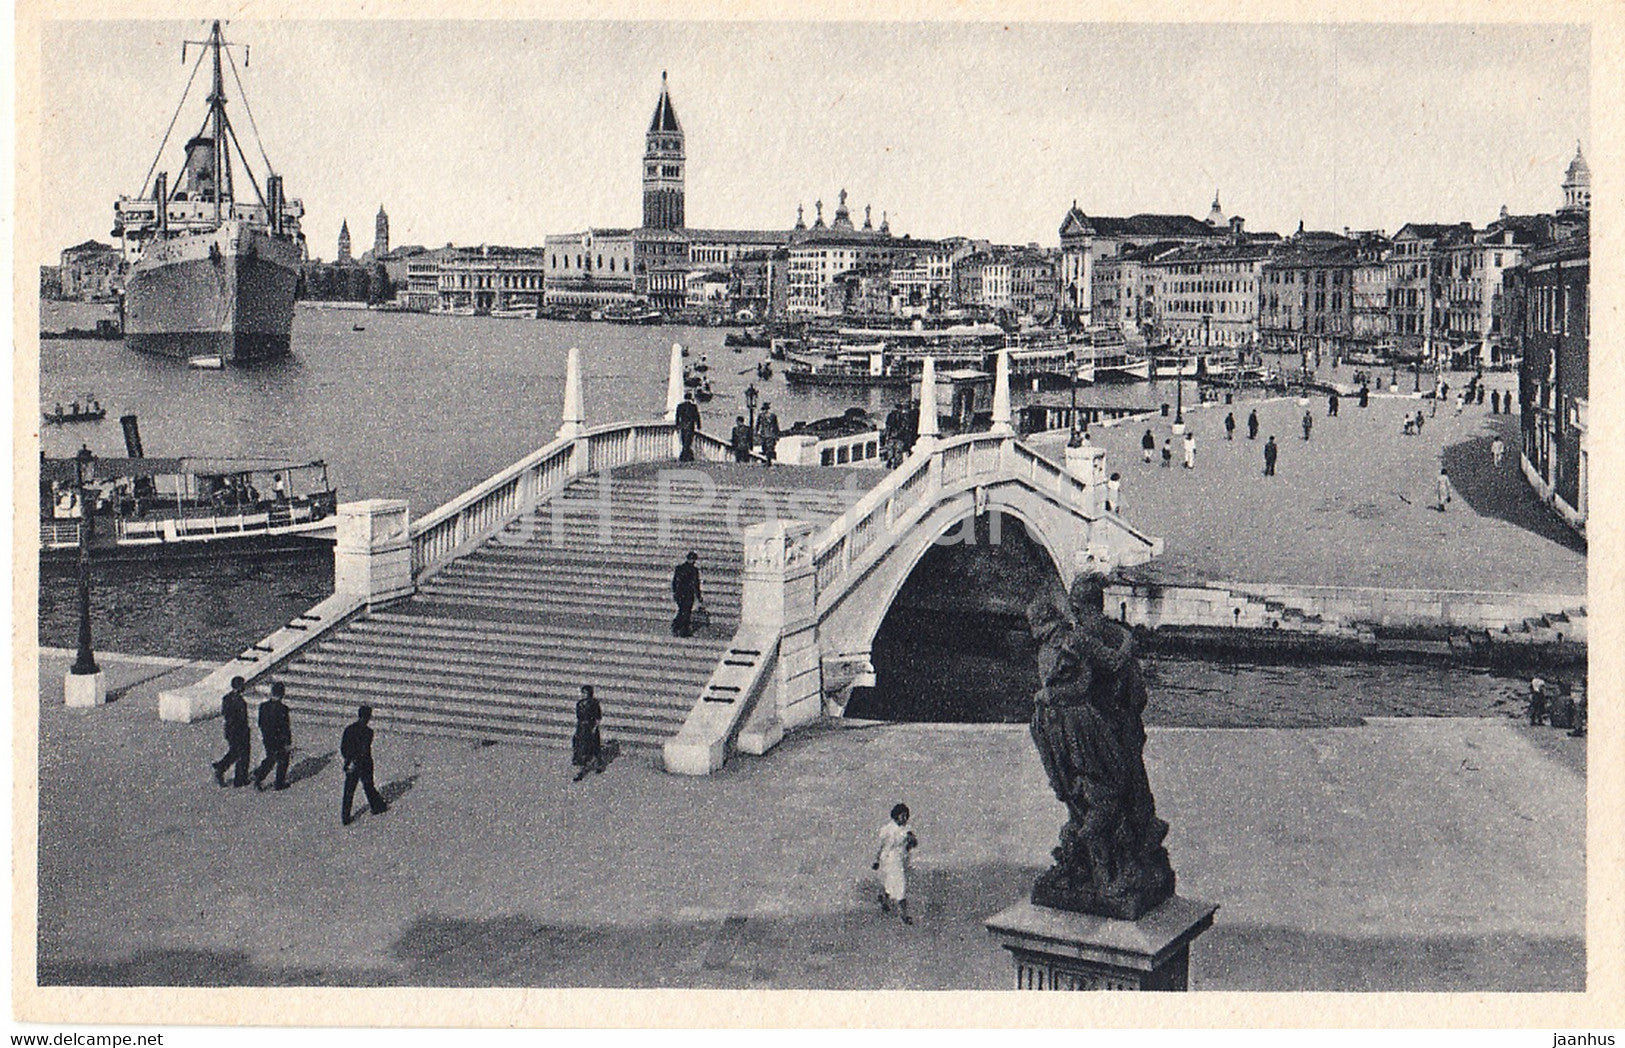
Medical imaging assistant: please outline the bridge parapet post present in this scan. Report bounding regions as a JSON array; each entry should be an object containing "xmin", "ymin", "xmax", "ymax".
[
  {"xmin": 1063, "ymin": 439, "xmax": 1107, "ymax": 516},
  {"xmin": 739, "ymin": 519, "xmax": 822, "ymax": 739},
  {"xmin": 335, "ymin": 499, "xmax": 414, "ymax": 605}
]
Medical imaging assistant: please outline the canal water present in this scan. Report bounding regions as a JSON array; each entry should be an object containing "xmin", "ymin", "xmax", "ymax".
[{"xmin": 35, "ymin": 306, "xmax": 1541, "ymax": 726}]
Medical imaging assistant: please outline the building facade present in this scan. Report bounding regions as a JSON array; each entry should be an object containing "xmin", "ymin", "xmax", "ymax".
[
  {"xmin": 544, "ymin": 230, "xmax": 639, "ymax": 309},
  {"xmin": 1148, "ymin": 241, "xmax": 1274, "ymax": 347},
  {"xmin": 337, "ymin": 220, "xmax": 352, "ymax": 264},
  {"xmin": 1510, "ymin": 230, "xmax": 1588, "ymax": 534},
  {"xmin": 438, "ymin": 247, "xmax": 546, "ymax": 313},
  {"xmin": 1058, "ymin": 204, "xmax": 1227, "ymax": 325}
]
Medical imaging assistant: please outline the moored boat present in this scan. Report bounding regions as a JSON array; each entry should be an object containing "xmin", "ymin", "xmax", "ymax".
[
  {"xmin": 41, "ymin": 454, "xmax": 336, "ymax": 561},
  {"xmin": 112, "ymin": 22, "xmax": 306, "ymax": 364}
]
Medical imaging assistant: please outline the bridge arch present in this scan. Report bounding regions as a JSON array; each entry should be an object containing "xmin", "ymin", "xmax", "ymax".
[{"xmin": 815, "ymin": 478, "xmax": 1103, "ymax": 675}]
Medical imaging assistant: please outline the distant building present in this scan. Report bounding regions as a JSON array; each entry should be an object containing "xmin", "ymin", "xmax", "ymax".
[
  {"xmin": 1386, "ymin": 222, "xmax": 1472, "ymax": 360},
  {"xmin": 373, "ymin": 205, "xmax": 390, "ymax": 261},
  {"xmin": 439, "ymin": 246, "xmax": 546, "ymax": 313},
  {"xmin": 1146, "ymin": 238, "xmax": 1276, "ymax": 348},
  {"xmin": 1259, "ymin": 231, "xmax": 1390, "ymax": 362},
  {"xmin": 544, "ymin": 229, "xmax": 639, "ymax": 309},
  {"xmin": 40, "ymin": 265, "xmax": 62, "ymax": 301},
  {"xmin": 1558, "ymin": 143, "xmax": 1590, "ymax": 216},
  {"xmin": 337, "ymin": 220, "xmax": 352, "ymax": 264},
  {"xmin": 400, "ymin": 246, "xmax": 461, "ymax": 311},
  {"xmin": 1058, "ymin": 203, "xmax": 1227, "ymax": 326},
  {"xmin": 785, "ymin": 193, "xmax": 910, "ymax": 316},
  {"xmin": 643, "ymin": 73, "xmax": 685, "ymax": 231},
  {"xmin": 1509, "ymin": 227, "xmax": 1588, "ymax": 534},
  {"xmin": 57, "ymin": 240, "xmax": 126, "ymax": 300},
  {"xmin": 1091, "ymin": 241, "xmax": 1182, "ymax": 337}
]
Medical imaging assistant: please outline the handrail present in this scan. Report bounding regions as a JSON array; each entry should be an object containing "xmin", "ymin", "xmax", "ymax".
[{"xmin": 407, "ymin": 417, "xmax": 732, "ymax": 582}]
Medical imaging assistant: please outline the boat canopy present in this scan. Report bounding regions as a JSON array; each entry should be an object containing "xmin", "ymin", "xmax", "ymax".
[{"xmin": 41, "ymin": 457, "xmax": 186, "ymax": 483}]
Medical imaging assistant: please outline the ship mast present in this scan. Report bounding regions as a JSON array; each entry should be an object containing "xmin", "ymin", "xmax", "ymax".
[{"xmin": 207, "ymin": 21, "xmax": 231, "ymax": 224}]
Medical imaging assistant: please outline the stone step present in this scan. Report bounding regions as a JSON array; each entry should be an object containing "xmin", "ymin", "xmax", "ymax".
[
  {"xmin": 420, "ymin": 573, "xmax": 743, "ymax": 609},
  {"xmin": 412, "ymin": 582, "xmax": 740, "ymax": 622},
  {"xmin": 268, "ymin": 669, "xmax": 690, "ymax": 735},
  {"xmin": 339, "ymin": 619, "xmax": 720, "ymax": 667},
  {"xmin": 276, "ymin": 658, "xmax": 702, "ymax": 715},
  {"xmin": 408, "ymin": 591, "xmax": 739, "ymax": 631},
  {"xmin": 269, "ymin": 693, "xmax": 669, "ymax": 751},
  {"xmin": 298, "ymin": 645, "xmax": 715, "ymax": 696},
  {"xmin": 361, "ymin": 610, "xmax": 719, "ymax": 648},
  {"xmin": 437, "ymin": 558, "xmax": 746, "ymax": 590}
]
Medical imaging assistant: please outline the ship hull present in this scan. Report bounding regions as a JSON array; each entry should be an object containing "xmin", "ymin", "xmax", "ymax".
[{"xmin": 123, "ymin": 222, "xmax": 299, "ymax": 363}]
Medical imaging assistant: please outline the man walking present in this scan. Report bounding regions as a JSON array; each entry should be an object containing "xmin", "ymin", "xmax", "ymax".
[
  {"xmin": 675, "ymin": 391, "xmax": 701, "ymax": 462},
  {"xmin": 340, "ymin": 705, "xmax": 388, "ymax": 826},
  {"xmin": 1436, "ymin": 468, "xmax": 1453, "ymax": 512},
  {"xmin": 755, "ymin": 401, "xmax": 780, "ymax": 467},
  {"xmin": 1301, "ymin": 410, "xmax": 1313, "ymax": 441},
  {"xmin": 1141, "ymin": 428, "xmax": 1156, "ymax": 463},
  {"xmin": 251, "ymin": 681, "xmax": 293, "ymax": 791},
  {"xmin": 1359, "ymin": 384, "xmax": 1370, "ymax": 409},
  {"xmin": 212, "ymin": 676, "xmax": 252, "ymax": 788},
  {"xmin": 1328, "ymin": 390, "xmax": 1339, "ymax": 417},
  {"xmin": 1160, "ymin": 438, "xmax": 1172, "ymax": 468},
  {"xmin": 1491, "ymin": 435, "xmax": 1506, "ymax": 468},
  {"xmin": 1263, "ymin": 435, "xmax": 1278, "ymax": 476},
  {"xmin": 1224, "ymin": 412, "xmax": 1235, "ymax": 440},
  {"xmin": 1182, "ymin": 429, "xmax": 1196, "ymax": 469},
  {"xmin": 1247, "ymin": 408, "xmax": 1259, "ymax": 440},
  {"xmin": 729, "ymin": 415, "xmax": 753, "ymax": 463},
  {"xmin": 572, "ymin": 685, "xmax": 606, "ymax": 781},
  {"xmin": 672, "ymin": 551, "xmax": 702, "ymax": 637}
]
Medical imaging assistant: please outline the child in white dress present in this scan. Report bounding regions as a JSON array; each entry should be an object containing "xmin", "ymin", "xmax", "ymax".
[{"xmin": 873, "ymin": 803, "xmax": 919, "ymax": 924}]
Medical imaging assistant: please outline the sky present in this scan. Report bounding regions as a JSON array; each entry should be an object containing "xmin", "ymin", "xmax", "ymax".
[{"xmin": 35, "ymin": 20, "xmax": 1589, "ymax": 259}]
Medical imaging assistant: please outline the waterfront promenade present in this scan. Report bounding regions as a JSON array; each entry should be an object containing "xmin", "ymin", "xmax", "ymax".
[
  {"xmin": 1035, "ymin": 374, "xmax": 1585, "ymax": 595},
  {"xmin": 35, "ymin": 650, "xmax": 1583, "ymax": 991}
]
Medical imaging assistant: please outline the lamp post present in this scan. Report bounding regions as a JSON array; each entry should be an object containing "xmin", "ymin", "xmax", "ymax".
[
  {"xmin": 745, "ymin": 383, "xmax": 759, "ymax": 434},
  {"xmin": 1068, "ymin": 343, "xmax": 1082, "ymax": 446},
  {"xmin": 63, "ymin": 444, "xmax": 103, "ymax": 706}
]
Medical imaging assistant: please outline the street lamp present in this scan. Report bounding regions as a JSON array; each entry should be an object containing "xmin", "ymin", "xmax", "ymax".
[
  {"xmin": 745, "ymin": 383, "xmax": 759, "ymax": 433},
  {"xmin": 1068, "ymin": 343, "xmax": 1082, "ymax": 446},
  {"xmin": 64, "ymin": 444, "xmax": 103, "ymax": 706}
]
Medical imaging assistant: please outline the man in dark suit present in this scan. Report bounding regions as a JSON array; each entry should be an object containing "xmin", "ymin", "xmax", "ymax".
[
  {"xmin": 211, "ymin": 676, "xmax": 252, "ymax": 787},
  {"xmin": 676, "ymin": 391, "xmax": 702, "ymax": 462},
  {"xmin": 730, "ymin": 415, "xmax": 753, "ymax": 462},
  {"xmin": 252, "ymin": 681, "xmax": 293, "ymax": 791},
  {"xmin": 340, "ymin": 705, "xmax": 388, "ymax": 826},
  {"xmin": 672, "ymin": 551, "xmax": 702, "ymax": 637}
]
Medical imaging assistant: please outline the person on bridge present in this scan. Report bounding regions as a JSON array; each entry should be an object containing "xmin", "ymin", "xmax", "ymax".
[
  {"xmin": 1301, "ymin": 410, "xmax": 1314, "ymax": 441},
  {"xmin": 676, "ymin": 392, "xmax": 702, "ymax": 462},
  {"xmin": 1263, "ymin": 435, "xmax": 1278, "ymax": 476},
  {"xmin": 1247, "ymin": 409, "xmax": 1259, "ymax": 440},
  {"xmin": 340, "ymin": 705, "xmax": 388, "ymax": 826},
  {"xmin": 755, "ymin": 402, "xmax": 781, "ymax": 467},
  {"xmin": 730, "ymin": 416, "xmax": 753, "ymax": 463},
  {"xmin": 211, "ymin": 676, "xmax": 252, "ymax": 788},
  {"xmin": 1141, "ymin": 428, "xmax": 1156, "ymax": 463},
  {"xmin": 572, "ymin": 685, "xmax": 606, "ymax": 781},
  {"xmin": 672, "ymin": 551, "xmax": 702, "ymax": 637},
  {"xmin": 1181, "ymin": 430, "xmax": 1195, "ymax": 470},
  {"xmin": 873, "ymin": 802, "xmax": 918, "ymax": 925},
  {"xmin": 251, "ymin": 681, "xmax": 293, "ymax": 791},
  {"xmin": 1106, "ymin": 472, "xmax": 1122, "ymax": 514},
  {"xmin": 1224, "ymin": 412, "xmax": 1236, "ymax": 441}
]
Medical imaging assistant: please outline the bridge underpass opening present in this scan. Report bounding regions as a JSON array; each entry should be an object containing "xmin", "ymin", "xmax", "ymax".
[{"xmin": 843, "ymin": 512, "xmax": 1062, "ymax": 724}]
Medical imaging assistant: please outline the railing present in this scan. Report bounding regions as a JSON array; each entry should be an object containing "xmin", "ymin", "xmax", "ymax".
[
  {"xmin": 41, "ymin": 520, "xmax": 81, "ymax": 548},
  {"xmin": 408, "ymin": 418, "xmax": 739, "ymax": 582},
  {"xmin": 809, "ymin": 432, "xmax": 1127, "ymax": 605}
]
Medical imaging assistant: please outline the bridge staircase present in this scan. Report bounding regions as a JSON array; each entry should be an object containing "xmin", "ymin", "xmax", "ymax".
[{"xmin": 250, "ymin": 464, "xmax": 868, "ymax": 752}]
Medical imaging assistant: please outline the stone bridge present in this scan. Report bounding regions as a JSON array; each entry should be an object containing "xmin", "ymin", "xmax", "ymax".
[{"xmin": 160, "ymin": 346, "xmax": 1160, "ymax": 774}]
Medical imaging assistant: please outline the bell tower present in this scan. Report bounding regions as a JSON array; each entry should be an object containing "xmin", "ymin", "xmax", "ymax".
[{"xmin": 642, "ymin": 72, "xmax": 686, "ymax": 230}]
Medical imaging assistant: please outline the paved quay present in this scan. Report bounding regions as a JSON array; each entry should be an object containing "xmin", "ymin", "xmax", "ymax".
[
  {"xmin": 1033, "ymin": 373, "xmax": 1585, "ymax": 595},
  {"xmin": 35, "ymin": 651, "xmax": 1583, "ymax": 991}
]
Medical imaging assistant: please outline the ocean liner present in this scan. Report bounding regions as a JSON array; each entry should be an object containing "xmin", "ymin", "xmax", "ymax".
[{"xmin": 112, "ymin": 21, "xmax": 305, "ymax": 363}]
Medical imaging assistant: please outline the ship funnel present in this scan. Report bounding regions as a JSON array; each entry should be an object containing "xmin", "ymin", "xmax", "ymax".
[
  {"xmin": 181, "ymin": 136, "xmax": 217, "ymax": 202},
  {"xmin": 120, "ymin": 415, "xmax": 145, "ymax": 459}
]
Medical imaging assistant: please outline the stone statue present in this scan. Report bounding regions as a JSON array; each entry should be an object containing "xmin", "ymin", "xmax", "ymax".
[{"xmin": 1025, "ymin": 574, "xmax": 1175, "ymax": 920}]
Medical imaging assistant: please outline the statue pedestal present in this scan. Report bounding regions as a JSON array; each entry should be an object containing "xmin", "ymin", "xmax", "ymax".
[{"xmin": 985, "ymin": 895, "xmax": 1216, "ymax": 991}]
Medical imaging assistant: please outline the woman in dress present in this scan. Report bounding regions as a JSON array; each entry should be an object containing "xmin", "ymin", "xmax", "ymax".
[{"xmin": 873, "ymin": 803, "xmax": 919, "ymax": 924}]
